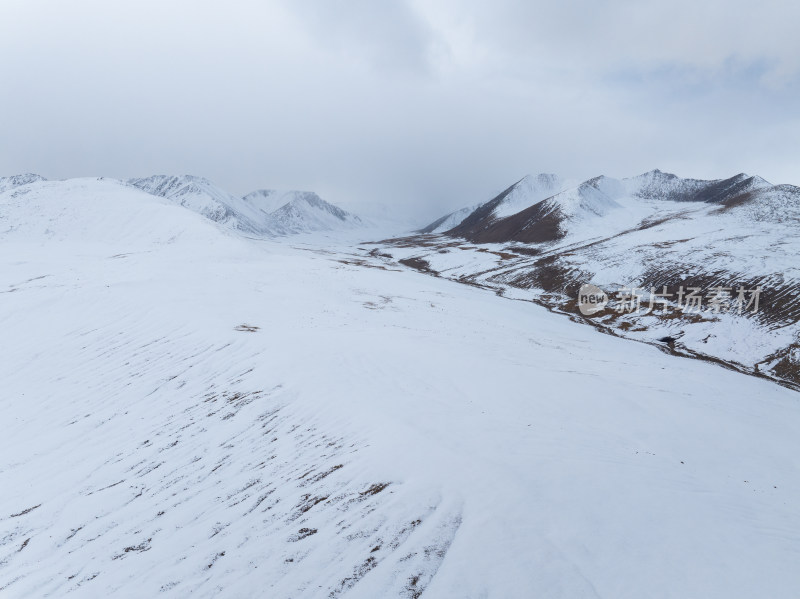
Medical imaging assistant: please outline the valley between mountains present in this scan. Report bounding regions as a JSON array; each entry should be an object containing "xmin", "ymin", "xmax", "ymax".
[{"xmin": 1, "ymin": 173, "xmax": 799, "ymax": 598}]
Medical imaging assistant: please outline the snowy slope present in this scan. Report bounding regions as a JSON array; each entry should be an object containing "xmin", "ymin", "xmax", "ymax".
[
  {"xmin": 491, "ymin": 173, "xmax": 571, "ymax": 219},
  {"xmin": 0, "ymin": 177, "xmax": 240, "ymax": 248},
  {"xmin": 2, "ymin": 177, "xmax": 800, "ymax": 598}
]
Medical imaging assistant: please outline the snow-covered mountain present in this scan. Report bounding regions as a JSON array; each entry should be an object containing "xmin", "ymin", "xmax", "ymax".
[
  {"xmin": 427, "ymin": 169, "xmax": 783, "ymax": 244},
  {"xmin": 128, "ymin": 175, "xmax": 362, "ymax": 236},
  {"xmin": 378, "ymin": 169, "xmax": 800, "ymax": 389},
  {"xmin": 3, "ymin": 174, "xmax": 800, "ymax": 598},
  {"xmin": 448, "ymin": 175, "xmax": 627, "ymax": 244},
  {"xmin": 0, "ymin": 173, "xmax": 46, "ymax": 194},
  {"xmin": 244, "ymin": 189, "xmax": 362, "ymax": 235},
  {"xmin": 627, "ymin": 168, "xmax": 772, "ymax": 202},
  {"xmin": 241, "ymin": 189, "xmax": 295, "ymax": 214},
  {"xmin": 127, "ymin": 175, "xmax": 273, "ymax": 235},
  {"xmin": 418, "ymin": 203, "xmax": 481, "ymax": 234},
  {"xmin": 419, "ymin": 173, "xmax": 570, "ymax": 234}
]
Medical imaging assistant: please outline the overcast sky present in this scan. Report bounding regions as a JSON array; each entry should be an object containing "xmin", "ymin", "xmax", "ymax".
[{"xmin": 1, "ymin": 0, "xmax": 798, "ymax": 222}]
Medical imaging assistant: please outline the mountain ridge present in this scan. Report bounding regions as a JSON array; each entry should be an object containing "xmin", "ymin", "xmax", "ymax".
[{"xmin": 428, "ymin": 169, "xmax": 797, "ymax": 245}]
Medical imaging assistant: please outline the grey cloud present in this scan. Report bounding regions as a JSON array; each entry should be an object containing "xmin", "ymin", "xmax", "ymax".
[
  {"xmin": 0, "ymin": 0, "xmax": 797, "ymax": 225},
  {"xmin": 286, "ymin": 0, "xmax": 437, "ymax": 73}
]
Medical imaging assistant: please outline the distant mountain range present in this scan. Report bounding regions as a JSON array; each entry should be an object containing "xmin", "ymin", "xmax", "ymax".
[
  {"xmin": 127, "ymin": 175, "xmax": 362, "ymax": 236},
  {"xmin": 420, "ymin": 169, "xmax": 781, "ymax": 242},
  {"xmin": 375, "ymin": 169, "xmax": 800, "ymax": 389},
  {"xmin": 0, "ymin": 173, "xmax": 362, "ymax": 237},
  {"xmin": 0, "ymin": 173, "xmax": 46, "ymax": 194}
]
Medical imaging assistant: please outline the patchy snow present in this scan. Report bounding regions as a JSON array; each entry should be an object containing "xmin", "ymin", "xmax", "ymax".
[
  {"xmin": 624, "ymin": 169, "xmax": 772, "ymax": 202},
  {"xmin": 2, "ymin": 178, "xmax": 800, "ymax": 598}
]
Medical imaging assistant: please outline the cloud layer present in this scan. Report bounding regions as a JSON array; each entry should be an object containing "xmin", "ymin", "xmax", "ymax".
[{"xmin": 1, "ymin": 0, "xmax": 797, "ymax": 221}]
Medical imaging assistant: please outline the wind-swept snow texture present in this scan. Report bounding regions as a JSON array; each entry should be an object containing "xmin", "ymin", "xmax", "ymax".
[{"xmin": 2, "ymin": 177, "xmax": 800, "ymax": 598}]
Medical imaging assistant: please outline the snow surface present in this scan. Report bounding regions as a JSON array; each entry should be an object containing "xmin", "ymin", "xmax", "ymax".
[{"xmin": 2, "ymin": 178, "xmax": 800, "ymax": 598}]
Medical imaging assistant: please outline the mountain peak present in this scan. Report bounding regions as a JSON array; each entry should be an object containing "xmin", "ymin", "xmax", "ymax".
[
  {"xmin": 491, "ymin": 173, "xmax": 569, "ymax": 219},
  {"xmin": 268, "ymin": 191, "xmax": 361, "ymax": 232},
  {"xmin": 636, "ymin": 168, "xmax": 679, "ymax": 181},
  {"xmin": 518, "ymin": 173, "xmax": 560, "ymax": 187},
  {"xmin": 421, "ymin": 173, "xmax": 573, "ymax": 237}
]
